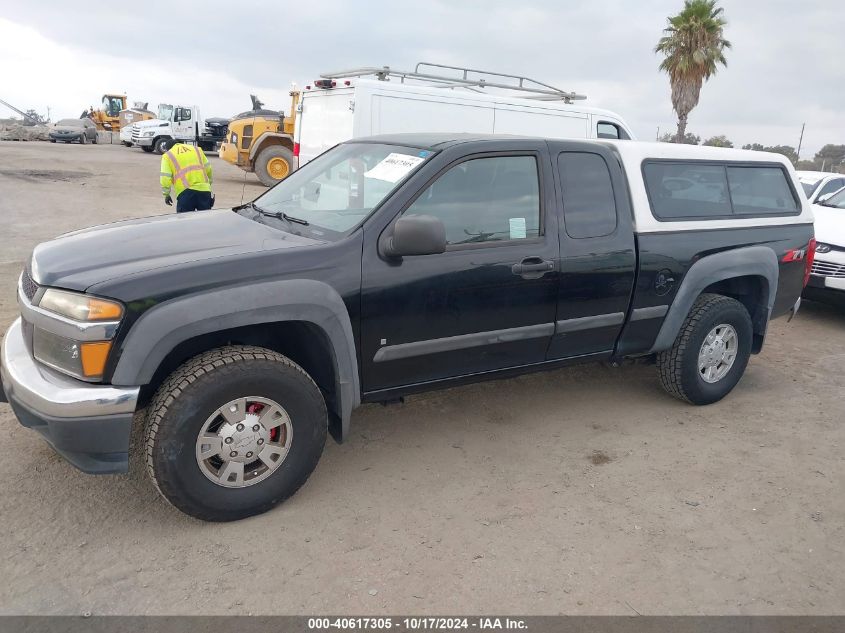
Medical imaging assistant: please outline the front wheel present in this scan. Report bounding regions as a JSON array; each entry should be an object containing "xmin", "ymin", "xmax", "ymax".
[
  {"xmin": 153, "ymin": 137, "xmax": 171, "ymax": 154},
  {"xmin": 141, "ymin": 145, "xmax": 154, "ymax": 153},
  {"xmin": 657, "ymin": 293, "xmax": 752, "ymax": 405},
  {"xmin": 144, "ymin": 346, "xmax": 327, "ymax": 521},
  {"xmin": 79, "ymin": 133, "xmax": 87, "ymax": 145},
  {"xmin": 122, "ymin": 141, "xmax": 132, "ymax": 147}
]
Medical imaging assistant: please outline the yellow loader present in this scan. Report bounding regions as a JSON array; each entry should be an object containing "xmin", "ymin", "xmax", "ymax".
[{"xmin": 219, "ymin": 92, "xmax": 300, "ymax": 187}]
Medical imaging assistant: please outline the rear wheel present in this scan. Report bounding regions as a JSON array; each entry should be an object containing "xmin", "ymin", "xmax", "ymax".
[
  {"xmin": 79, "ymin": 133, "xmax": 87, "ymax": 145},
  {"xmin": 92, "ymin": 133, "xmax": 98, "ymax": 144},
  {"xmin": 657, "ymin": 294, "xmax": 752, "ymax": 405},
  {"xmin": 144, "ymin": 346, "xmax": 327, "ymax": 521},
  {"xmin": 255, "ymin": 146, "xmax": 294, "ymax": 187}
]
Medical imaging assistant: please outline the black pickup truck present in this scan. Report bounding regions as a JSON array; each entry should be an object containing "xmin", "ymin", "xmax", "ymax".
[{"xmin": 0, "ymin": 134, "xmax": 814, "ymax": 521}]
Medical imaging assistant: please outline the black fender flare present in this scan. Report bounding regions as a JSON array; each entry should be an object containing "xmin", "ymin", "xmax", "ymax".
[
  {"xmin": 111, "ymin": 279, "xmax": 360, "ymax": 439},
  {"xmin": 649, "ymin": 246, "xmax": 779, "ymax": 353}
]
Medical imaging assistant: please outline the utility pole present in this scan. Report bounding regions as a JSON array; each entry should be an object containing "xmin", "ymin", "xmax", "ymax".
[{"xmin": 796, "ymin": 123, "xmax": 805, "ymax": 164}]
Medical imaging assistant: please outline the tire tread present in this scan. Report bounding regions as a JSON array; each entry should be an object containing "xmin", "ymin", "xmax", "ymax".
[
  {"xmin": 143, "ymin": 345, "xmax": 322, "ymax": 520},
  {"xmin": 657, "ymin": 293, "xmax": 744, "ymax": 404}
]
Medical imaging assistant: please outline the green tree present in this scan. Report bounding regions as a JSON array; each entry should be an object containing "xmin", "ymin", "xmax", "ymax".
[
  {"xmin": 655, "ymin": 0, "xmax": 731, "ymax": 143},
  {"xmin": 742, "ymin": 144, "xmax": 798, "ymax": 164},
  {"xmin": 660, "ymin": 131, "xmax": 701, "ymax": 145},
  {"xmin": 702, "ymin": 135, "xmax": 733, "ymax": 147},
  {"xmin": 814, "ymin": 144, "xmax": 845, "ymax": 170}
]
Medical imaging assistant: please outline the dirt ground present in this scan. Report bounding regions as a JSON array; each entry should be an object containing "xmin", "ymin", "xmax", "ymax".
[{"xmin": 0, "ymin": 141, "xmax": 843, "ymax": 616}]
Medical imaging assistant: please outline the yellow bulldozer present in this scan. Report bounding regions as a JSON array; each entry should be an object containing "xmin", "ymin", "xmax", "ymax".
[
  {"xmin": 219, "ymin": 91, "xmax": 300, "ymax": 186},
  {"xmin": 89, "ymin": 94, "xmax": 127, "ymax": 131}
]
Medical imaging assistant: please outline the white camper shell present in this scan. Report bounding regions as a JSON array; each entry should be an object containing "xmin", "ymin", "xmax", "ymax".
[{"xmin": 293, "ymin": 63, "xmax": 635, "ymax": 167}]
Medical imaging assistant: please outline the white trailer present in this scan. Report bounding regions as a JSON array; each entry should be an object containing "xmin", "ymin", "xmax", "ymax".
[{"xmin": 294, "ymin": 63, "xmax": 635, "ymax": 167}]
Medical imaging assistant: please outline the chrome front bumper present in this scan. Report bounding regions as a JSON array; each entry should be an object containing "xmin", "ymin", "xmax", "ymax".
[{"xmin": 0, "ymin": 318, "xmax": 139, "ymax": 473}]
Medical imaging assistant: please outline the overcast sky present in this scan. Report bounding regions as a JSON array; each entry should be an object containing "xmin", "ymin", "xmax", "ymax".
[{"xmin": 1, "ymin": 0, "xmax": 841, "ymax": 157}]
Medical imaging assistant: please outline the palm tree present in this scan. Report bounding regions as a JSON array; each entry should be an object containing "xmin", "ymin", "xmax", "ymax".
[{"xmin": 655, "ymin": 0, "xmax": 731, "ymax": 143}]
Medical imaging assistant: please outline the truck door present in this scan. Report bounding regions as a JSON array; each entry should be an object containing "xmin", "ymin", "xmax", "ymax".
[
  {"xmin": 545, "ymin": 142, "xmax": 636, "ymax": 360},
  {"xmin": 173, "ymin": 106, "xmax": 194, "ymax": 139},
  {"xmin": 360, "ymin": 142, "xmax": 561, "ymax": 394}
]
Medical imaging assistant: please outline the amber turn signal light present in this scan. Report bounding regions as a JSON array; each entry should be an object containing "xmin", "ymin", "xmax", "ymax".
[{"xmin": 80, "ymin": 341, "xmax": 113, "ymax": 378}]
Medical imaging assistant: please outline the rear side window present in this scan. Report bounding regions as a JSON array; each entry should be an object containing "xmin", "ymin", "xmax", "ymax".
[
  {"xmin": 727, "ymin": 167, "xmax": 798, "ymax": 214},
  {"xmin": 558, "ymin": 152, "xmax": 617, "ymax": 238},
  {"xmin": 643, "ymin": 161, "xmax": 799, "ymax": 220},
  {"xmin": 643, "ymin": 163, "xmax": 731, "ymax": 219}
]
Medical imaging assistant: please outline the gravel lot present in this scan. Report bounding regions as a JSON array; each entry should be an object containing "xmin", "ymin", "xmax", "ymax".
[{"xmin": 0, "ymin": 141, "xmax": 843, "ymax": 616}]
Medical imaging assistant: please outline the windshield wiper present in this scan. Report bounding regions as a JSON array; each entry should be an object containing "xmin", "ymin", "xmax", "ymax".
[
  {"xmin": 248, "ymin": 201, "xmax": 310, "ymax": 225},
  {"xmin": 238, "ymin": 201, "xmax": 310, "ymax": 226}
]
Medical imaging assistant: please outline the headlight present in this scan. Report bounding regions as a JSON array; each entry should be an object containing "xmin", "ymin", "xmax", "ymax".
[
  {"xmin": 39, "ymin": 288, "xmax": 123, "ymax": 321},
  {"xmin": 33, "ymin": 290, "xmax": 123, "ymax": 380},
  {"xmin": 144, "ymin": 130, "xmax": 155, "ymax": 137}
]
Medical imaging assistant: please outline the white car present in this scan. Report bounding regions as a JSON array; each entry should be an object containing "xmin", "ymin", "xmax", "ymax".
[
  {"xmin": 797, "ymin": 170, "xmax": 845, "ymax": 204},
  {"xmin": 804, "ymin": 188, "xmax": 845, "ymax": 303}
]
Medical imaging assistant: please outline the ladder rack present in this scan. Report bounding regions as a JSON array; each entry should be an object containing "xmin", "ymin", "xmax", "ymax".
[{"xmin": 319, "ymin": 62, "xmax": 587, "ymax": 103}]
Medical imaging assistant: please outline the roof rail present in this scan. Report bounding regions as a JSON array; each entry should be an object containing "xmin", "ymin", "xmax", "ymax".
[{"xmin": 319, "ymin": 62, "xmax": 586, "ymax": 103}]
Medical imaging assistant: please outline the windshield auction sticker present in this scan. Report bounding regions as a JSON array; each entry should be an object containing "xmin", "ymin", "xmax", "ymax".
[{"xmin": 364, "ymin": 153, "xmax": 425, "ymax": 183}]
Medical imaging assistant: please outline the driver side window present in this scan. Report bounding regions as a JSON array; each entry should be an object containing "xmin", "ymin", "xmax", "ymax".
[{"xmin": 404, "ymin": 155, "xmax": 541, "ymax": 246}]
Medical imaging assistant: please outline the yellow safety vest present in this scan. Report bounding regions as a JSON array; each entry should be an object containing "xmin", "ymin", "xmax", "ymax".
[{"xmin": 160, "ymin": 143, "xmax": 213, "ymax": 198}]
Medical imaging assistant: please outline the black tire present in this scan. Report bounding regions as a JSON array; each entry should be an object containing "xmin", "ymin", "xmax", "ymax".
[
  {"xmin": 144, "ymin": 346, "xmax": 327, "ymax": 521},
  {"xmin": 122, "ymin": 141, "xmax": 132, "ymax": 147},
  {"xmin": 141, "ymin": 145, "xmax": 154, "ymax": 153},
  {"xmin": 657, "ymin": 293, "xmax": 752, "ymax": 405},
  {"xmin": 50, "ymin": 139, "xmax": 56, "ymax": 143},
  {"xmin": 153, "ymin": 137, "xmax": 171, "ymax": 154},
  {"xmin": 255, "ymin": 146, "xmax": 294, "ymax": 187},
  {"xmin": 79, "ymin": 133, "xmax": 87, "ymax": 145},
  {"xmin": 92, "ymin": 133, "xmax": 98, "ymax": 144}
]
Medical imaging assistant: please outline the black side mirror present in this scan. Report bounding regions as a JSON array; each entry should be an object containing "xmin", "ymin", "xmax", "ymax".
[{"xmin": 382, "ymin": 214, "xmax": 447, "ymax": 257}]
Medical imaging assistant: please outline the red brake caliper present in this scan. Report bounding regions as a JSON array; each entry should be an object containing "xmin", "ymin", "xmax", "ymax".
[{"xmin": 248, "ymin": 403, "xmax": 276, "ymax": 441}]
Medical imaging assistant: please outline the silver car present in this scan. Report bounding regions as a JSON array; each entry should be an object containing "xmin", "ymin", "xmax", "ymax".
[{"xmin": 49, "ymin": 118, "xmax": 98, "ymax": 144}]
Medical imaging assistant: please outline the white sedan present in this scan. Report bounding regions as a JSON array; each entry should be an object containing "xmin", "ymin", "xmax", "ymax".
[
  {"xmin": 798, "ymin": 170, "xmax": 845, "ymax": 204},
  {"xmin": 804, "ymin": 188, "xmax": 845, "ymax": 303}
]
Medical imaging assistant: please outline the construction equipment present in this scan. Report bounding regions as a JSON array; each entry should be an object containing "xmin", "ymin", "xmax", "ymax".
[
  {"xmin": 219, "ymin": 91, "xmax": 300, "ymax": 186},
  {"xmin": 88, "ymin": 94, "xmax": 127, "ymax": 131}
]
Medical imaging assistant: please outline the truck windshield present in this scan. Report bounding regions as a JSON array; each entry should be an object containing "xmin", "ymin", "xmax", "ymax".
[{"xmin": 247, "ymin": 143, "xmax": 432, "ymax": 239}]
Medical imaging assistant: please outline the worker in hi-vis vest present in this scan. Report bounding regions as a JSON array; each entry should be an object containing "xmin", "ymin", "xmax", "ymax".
[{"xmin": 159, "ymin": 139, "xmax": 214, "ymax": 213}]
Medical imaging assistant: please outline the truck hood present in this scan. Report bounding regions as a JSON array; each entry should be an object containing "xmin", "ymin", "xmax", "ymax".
[
  {"xmin": 30, "ymin": 210, "xmax": 321, "ymax": 291},
  {"xmin": 133, "ymin": 118, "xmax": 169, "ymax": 129},
  {"xmin": 812, "ymin": 204, "xmax": 845, "ymax": 248}
]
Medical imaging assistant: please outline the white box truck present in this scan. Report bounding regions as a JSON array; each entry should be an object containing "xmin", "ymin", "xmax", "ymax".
[{"xmin": 293, "ymin": 63, "xmax": 635, "ymax": 167}]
